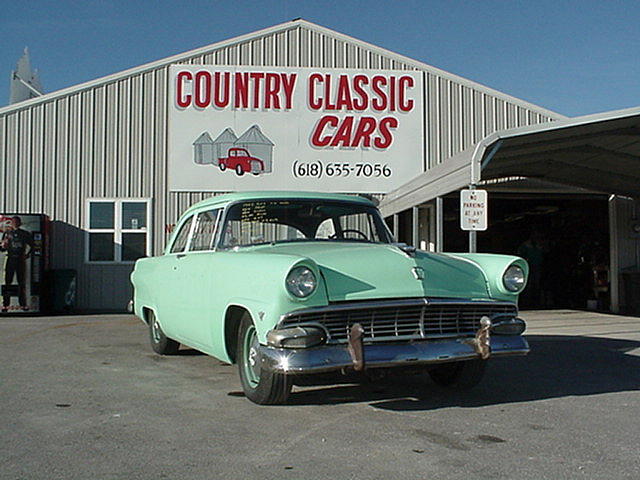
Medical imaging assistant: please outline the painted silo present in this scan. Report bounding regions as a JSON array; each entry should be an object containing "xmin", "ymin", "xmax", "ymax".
[
  {"xmin": 193, "ymin": 132, "xmax": 215, "ymax": 165},
  {"xmin": 212, "ymin": 128, "xmax": 238, "ymax": 163},
  {"xmin": 235, "ymin": 125, "xmax": 274, "ymax": 173}
]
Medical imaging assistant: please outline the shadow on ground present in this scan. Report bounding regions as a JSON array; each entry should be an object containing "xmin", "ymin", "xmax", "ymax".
[{"xmin": 286, "ymin": 335, "xmax": 640, "ymax": 409}]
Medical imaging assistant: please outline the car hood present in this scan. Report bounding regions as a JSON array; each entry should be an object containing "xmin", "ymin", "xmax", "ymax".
[{"xmin": 249, "ymin": 242, "xmax": 490, "ymax": 301}]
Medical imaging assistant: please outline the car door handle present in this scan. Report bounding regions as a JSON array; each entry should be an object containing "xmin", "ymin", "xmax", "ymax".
[{"xmin": 176, "ymin": 254, "xmax": 186, "ymax": 259}]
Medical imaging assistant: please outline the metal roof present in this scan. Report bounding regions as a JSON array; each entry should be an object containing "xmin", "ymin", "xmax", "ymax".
[
  {"xmin": 480, "ymin": 105, "xmax": 640, "ymax": 198},
  {"xmin": 380, "ymin": 105, "xmax": 640, "ymax": 216},
  {"xmin": 184, "ymin": 190, "xmax": 374, "ymax": 213},
  {"xmin": 0, "ymin": 19, "xmax": 562, "ymax": 119}
]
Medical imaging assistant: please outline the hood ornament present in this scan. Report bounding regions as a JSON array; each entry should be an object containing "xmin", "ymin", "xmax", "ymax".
[{"xmin": 412, "ymin": 267, "xmax": 425, "ymax": 280}]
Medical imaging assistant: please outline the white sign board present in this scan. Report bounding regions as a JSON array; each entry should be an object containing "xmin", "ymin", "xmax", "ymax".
[
  {"xmin": 460, "ymin": 189, "xmax": 488, "ymax": 231},
  {"xmin": 168, "ymin": 66, "xmax": 424, "ymax": 192}
]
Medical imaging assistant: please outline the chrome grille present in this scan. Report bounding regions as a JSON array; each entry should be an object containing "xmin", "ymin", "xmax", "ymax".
[{"xmin": 279, "ymin": 299, "xmax": 517, "ymax": 344}]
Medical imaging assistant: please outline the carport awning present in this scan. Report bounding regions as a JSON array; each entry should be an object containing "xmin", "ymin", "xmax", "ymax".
[
  {"xmin": 380, "ymin": 106, "xmax": 640, "ymax": 216},
  {"xmin": 482, "ymin": 107, "xmax": 640, "ymax": 198}
]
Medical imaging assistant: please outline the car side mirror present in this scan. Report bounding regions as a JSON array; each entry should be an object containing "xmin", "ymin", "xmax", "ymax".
[{"xmin": 392, "ymin": 242, "xmax": 416, "ymax": 256}]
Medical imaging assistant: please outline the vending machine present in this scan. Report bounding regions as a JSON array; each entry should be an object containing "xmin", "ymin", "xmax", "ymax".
[{"xmin": 0, "ymin": 214, "xmax": 49, "ymax": 314}]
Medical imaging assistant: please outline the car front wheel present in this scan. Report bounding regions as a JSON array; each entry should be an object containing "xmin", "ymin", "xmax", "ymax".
[
  {"xmin": 148, "ymin": 311, "xmax": 180, "ymax": 355},
  {"xmin": 237, "ymin": 314, "xmax": 291, "ymax": 404},
  {"xmin": 428, "ymin": 359, "xmax": 486, "ymax": 390}
]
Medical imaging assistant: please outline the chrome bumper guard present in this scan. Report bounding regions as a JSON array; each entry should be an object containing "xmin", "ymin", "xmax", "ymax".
[{"xmin": 258, "ymin": 335, "xmax": 530, "ymax": 374}]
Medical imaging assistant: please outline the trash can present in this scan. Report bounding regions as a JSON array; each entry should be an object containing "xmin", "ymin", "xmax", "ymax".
[
  {"xmin": 621, "ymin": 271, "xmax": 640, "ymax": 315},
  {"xmin": 50, "ymin": 269, "xmax": 77, "ymax": 313}
]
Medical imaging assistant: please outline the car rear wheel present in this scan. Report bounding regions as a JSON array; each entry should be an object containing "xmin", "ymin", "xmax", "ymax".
[
  {"xmin": 235, "ymin": 164, "xmax": 245, "ymax": 176},
  {"xmin": 428, "ymin": 359, "xmax": 486, "ymax": 390},
  {"xmin": 237, "ymin": 314, "xmax": 291, "ymax": 404},
  {"xmin": 219, "ymin": 162, "xmax": 226, "ymax": 171},
  {"xmin": 148, "ymin": 311, "xmax": 180, "ymax": 355}
]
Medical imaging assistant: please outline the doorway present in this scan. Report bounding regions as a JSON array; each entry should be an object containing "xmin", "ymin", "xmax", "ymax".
[{"xmin": 444, "ymin": 194, "xmax": 610, "ymax": 310}]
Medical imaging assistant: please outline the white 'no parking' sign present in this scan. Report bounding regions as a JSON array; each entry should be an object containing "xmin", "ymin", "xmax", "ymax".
[{"xmin": 460, "ymin": 189, "xmax": 488, "ymax": 231}]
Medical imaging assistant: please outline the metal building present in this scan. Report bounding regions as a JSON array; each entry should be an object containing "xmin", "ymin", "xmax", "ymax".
[{"xmin": 0, "ymin": 19, "xmax": 572, "ymax": 311}]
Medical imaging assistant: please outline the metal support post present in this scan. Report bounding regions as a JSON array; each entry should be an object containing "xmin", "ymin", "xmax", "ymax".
[
  {"xmin": 436, "ymin": 196, "xmax": 443, "ymax": 252},
  {"xmin": 412, "ymin": 206, "xmax": 419, "ymax": 248},
  {"xmin": 393, "ymin": 213, "xmax": 399, "ymax": 240}
]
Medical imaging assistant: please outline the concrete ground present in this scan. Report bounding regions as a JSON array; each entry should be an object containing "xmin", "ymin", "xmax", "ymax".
[{"xmin": 0, "ymin": 310, "xmax": 639, "ymax": 480}]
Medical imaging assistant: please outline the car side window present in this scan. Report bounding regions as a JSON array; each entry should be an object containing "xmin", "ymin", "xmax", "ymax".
[
  {"xmin": 338, "ymin": 213, "xmax": 380, "ymax": 242},
  {"xmin": 190, "ymin": 209, "xmax": 221, "ymax": 252},
  {"xmin": 169, "ymin": 216, "xmax": 193, "ymax": 253},
  {"xmin": 316, "ymin": 218, "xmax": 336, "ymax": 239}
]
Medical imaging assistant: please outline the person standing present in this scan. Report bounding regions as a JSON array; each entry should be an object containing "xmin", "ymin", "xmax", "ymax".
[{"xmin": 1, "ymin": 216, "xmax": 33, "ymax": 312}]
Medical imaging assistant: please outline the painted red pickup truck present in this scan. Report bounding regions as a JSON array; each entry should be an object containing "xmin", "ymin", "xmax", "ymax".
[{"xmin": 218, "ymin": 148, "xmax": 265, "ymax": 176}]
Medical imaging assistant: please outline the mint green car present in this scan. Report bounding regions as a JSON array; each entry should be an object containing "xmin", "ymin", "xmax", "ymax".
[{"xmin": 131, "ymin": 191, "xmax": 529, "ymax": 404}]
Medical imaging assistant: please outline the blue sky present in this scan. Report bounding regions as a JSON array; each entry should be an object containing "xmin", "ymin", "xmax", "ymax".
[{"xmin": 2, "ymin": 0, "xmax": 639, "ymax": 116}]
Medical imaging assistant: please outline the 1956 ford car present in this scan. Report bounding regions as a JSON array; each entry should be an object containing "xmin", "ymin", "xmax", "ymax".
[{"xmin": 131, "ymin": 191, "xmax": 529, "ymax": 404}]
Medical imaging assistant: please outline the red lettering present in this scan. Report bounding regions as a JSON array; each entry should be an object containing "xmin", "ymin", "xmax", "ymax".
[
  {"xmin": 176, "ymin": 71, "xmax": 192, "ymax": 108},
  {"xmin": 234, "ymin": 72, "xmax": 249, "ymax": 108},
  {"xmin": 352, "ymin": 75, "xmax": 368, "ymax": 111},
  {"xmin": 264, "ymin": 73, "xmax": 281, "ymax": 109},
  {"xmin": 335, "ymin": 75, "xmax": 353, "ymax": 110},
  {"xmin": 213, "ymin": 72, "xmax": 230, "ymax": 108},
  {"xmin": 350, "ymin": 116, "xmax": 377, "ymax": 147},
  {"xmin": 310, "ymin": 115, "xmax": 338, "ymax": 147},
  {"xmin": 250, "ymin": 72, "xmax": 264, "ymax": 109},
  {"xmin": 371, "ymin": 76, "xmax": 387, "ymax": 111},
  {"xmin": 399, "ymin": 76, "xmax": 414, "ymax": 112},
  {"xmin": 389, "ymin": 76, "xmax": 396, "ymax": 112},
  {"xmin": 330, "ymin": 116, "xmax": 354, "ymax": 147},
  {"xmin": 194, "ymin": 71, "xmax": 211, "ymax": 108},
  {"xmin": 281, "ymin": 73, "xmax": 297, "ymax": 109},
  {"xmin": 324, "ymin": 74, "xmax": 336, "ymax": 110},
  {"xmin": 308, "ymin": 73, "xmax": 323, "ymax": 110},
  {"xmin": 374, "ymin": 117, "xmax": 398, "ymax": 149}
]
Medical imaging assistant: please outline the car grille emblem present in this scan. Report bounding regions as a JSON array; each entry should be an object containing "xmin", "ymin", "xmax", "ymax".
[{"xmin": 412, "ymin": 267, "xmax": 425, "ymax": 280}]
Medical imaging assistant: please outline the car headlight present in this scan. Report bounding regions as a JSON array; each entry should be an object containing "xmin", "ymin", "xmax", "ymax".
[
  {"xmin": 286, "ymin": 266, "xmax": 317, "ymax": 298},
  {"xmin": 503, "ymin": 265, "xmax": 526, "ymax": 292}
]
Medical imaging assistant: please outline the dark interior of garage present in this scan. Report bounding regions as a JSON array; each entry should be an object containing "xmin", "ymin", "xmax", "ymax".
[{"xmin": 444, "ymin": 194, "xmax": 610, "ymax": 310}]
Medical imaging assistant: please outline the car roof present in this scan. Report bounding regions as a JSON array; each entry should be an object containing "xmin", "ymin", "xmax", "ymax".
[{"xmin": 183, "ymin": 191, "xmax": 376, "ymax": 215}]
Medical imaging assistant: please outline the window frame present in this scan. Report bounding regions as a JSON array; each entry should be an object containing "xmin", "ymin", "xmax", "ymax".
[
  {"xmin": 216, "ymin": 198, "xmax": 393, "ymax": 249},
  {"xmin": 85, "ymin": 198, "xmax": 152, "ymax": 264},
  {"xmin": 167, "ymin": 214, "xmax": 196, "ymax": 255},
  {"xmin": 166, "ymin": 207, "xmax": 224, "ymax": 256},
  {"xmin": 188, "ymin": 208, "xmax": 223, "ymax": 253}
]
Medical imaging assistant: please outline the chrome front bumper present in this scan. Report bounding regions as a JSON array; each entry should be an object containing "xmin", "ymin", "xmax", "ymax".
[{"xmin": 258, "ymin": 335, "xmax": 530, "ymax": 374}]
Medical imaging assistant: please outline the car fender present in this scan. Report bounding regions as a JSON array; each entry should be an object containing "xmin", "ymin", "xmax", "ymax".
[{"xmin": 447, "ymin": 253, "xmax": 529, "ymax": 301}]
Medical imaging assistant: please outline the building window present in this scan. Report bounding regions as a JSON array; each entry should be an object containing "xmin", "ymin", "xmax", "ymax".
[{"xmin": 86, "ymin": 199, "xmax": 151, "ymax": 263}]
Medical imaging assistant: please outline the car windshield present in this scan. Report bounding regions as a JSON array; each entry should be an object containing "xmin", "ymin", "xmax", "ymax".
[{"xmin": 219, "ymin": 199, "xmax": 393, "ymax": 249}]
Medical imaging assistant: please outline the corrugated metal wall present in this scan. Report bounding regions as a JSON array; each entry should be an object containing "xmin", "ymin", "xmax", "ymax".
[{"xmin": 0, "ymin": 22, "xmax": 559, "ymax": 310}]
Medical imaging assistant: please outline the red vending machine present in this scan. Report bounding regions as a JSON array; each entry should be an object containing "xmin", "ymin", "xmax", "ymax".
[{"xmin": 0, "ymin": 214, "xmax": 49, "ymax": 314}]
